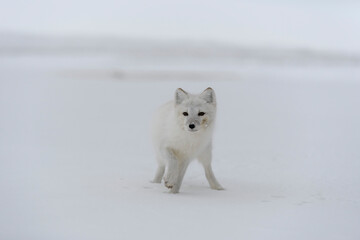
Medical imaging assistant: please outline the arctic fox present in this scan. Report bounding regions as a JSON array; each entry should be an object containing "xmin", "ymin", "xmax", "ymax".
[{"xmin": 151, "ymin": 87, "xmax": 224, "ymax": 193}]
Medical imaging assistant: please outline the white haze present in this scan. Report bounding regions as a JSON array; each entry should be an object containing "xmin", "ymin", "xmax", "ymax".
[{"xmin": 1, "ymin": 0, "xmax": 360, "ymax": 52}]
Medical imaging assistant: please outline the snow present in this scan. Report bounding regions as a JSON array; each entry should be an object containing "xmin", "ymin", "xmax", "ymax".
[{"xmin": 1, "ymin": 40, "xmax": 360, "ymax": 240}]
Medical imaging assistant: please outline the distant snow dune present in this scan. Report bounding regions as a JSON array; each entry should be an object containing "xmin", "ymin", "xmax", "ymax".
[
  {"xmin": 0, "ymin": 34, "xmax": 360, "ymax": 240},
  {"xmin": 1, "ymin": 33, "xmax": 360, "ymax": 64}
]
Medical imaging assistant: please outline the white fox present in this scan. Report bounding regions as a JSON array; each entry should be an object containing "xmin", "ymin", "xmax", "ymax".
[{"xmin": 151, "ymin": 87, "xmax": 224, "ymax": 193}]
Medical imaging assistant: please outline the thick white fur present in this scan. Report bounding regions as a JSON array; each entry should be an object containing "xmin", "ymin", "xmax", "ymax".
[{"xmin": 151, "ymin": 87, "xmax": 224, "ymax": 193}]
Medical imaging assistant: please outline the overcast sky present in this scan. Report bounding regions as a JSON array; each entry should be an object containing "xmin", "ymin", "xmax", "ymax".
[{"xmin": 1, "ymin": 0, "xmax": 360, "ymax": 52}]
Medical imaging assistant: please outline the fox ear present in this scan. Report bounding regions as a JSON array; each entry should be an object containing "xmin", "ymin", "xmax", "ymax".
[
  {"xmin": 175, "ymin": 88, "xmax": 188, "ymax": 104},
  {"xmin": 200, "ymin": 87, "xmax": 216, "ymax": 104}
]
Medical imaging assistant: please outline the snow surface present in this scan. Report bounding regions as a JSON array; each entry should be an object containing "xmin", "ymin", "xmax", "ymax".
[{"xmin": 1, "ymin": 43, "xmax": 360, "ymax": 240}]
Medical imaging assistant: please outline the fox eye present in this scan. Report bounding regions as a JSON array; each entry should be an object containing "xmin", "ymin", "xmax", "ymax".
[
  {"xmin": 183, "ymin": 112, "xmax": 188, "ymax": 116},
  {"xmin": 198, "ymin": 112, "xmax": 205, "ymax": 116}
]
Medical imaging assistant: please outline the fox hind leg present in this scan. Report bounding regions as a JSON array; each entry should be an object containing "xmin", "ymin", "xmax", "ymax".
[
  {"xmin": 152, "ymin": 164, "xmax": 165, "ymax": 183},
  {"xmin": 152, "ymin": 155, "xmax": 165, "ymax": 183}
]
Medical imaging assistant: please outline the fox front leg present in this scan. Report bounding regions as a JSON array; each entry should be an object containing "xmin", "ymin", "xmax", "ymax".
[
  {"xmin": 163, "ymin": 148, "xmax": 188, "ymax": 193},
  {"xmin": 169, "ymin": 160, "xmax": 189, "ymax": 193},
  {"xmin": 198, "ymin": 145, "xmax": 224, "ymax": 190},
  {"xmin": 163, "ymin": 148, "xmax": 179, "ymax": 190}
]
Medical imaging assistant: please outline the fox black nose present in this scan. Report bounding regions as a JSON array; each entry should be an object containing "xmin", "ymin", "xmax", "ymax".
[{"xmin": 189, "ymin": 124, "xmax": 195, "ymax": 129}]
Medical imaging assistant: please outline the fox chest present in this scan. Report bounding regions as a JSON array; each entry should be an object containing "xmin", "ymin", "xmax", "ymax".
[{"xmin": 168, "ymin": 133, "xmax": 210, "ymax": 160}]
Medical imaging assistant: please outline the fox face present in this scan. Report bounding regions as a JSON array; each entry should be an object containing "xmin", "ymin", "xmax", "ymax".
[{"xmin": 175, "ymin": 87, "xmax": 216, "ymax": 133}]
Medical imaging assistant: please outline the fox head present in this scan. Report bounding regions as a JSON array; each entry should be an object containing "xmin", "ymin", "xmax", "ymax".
[{"xmin": 174, "ymin": 87, "xmax": 216, "ymax": 133}]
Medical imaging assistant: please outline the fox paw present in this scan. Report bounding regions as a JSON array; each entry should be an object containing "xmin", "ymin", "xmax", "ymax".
[
  {"xmin": 164, "ymin": 181, "xmax": 173, "ymax": 189},
  {"xmin": 211, "ymin": 186, "xmax": 224, "ymax": 190},
  {"xmin": 163, "ymin": 174, "xmax": 177, "ymax": 190},
  {"xmin": 210, "ymin": 184, "xmax": 225, "ymax": 190}
]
